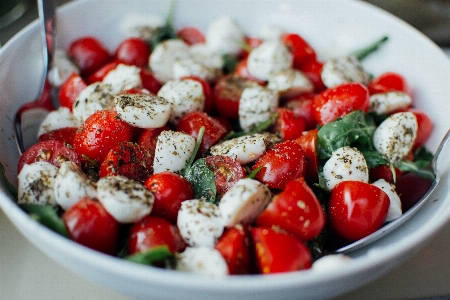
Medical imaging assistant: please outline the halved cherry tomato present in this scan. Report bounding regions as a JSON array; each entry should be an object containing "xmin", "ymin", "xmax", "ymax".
[
  {"xmin": 406, "ymin": 108, "xmax": 433, "ymax": 150},
  {"xmin": 137, "ymin": 126, "xmax": 170, "ymax": 156},
  {"xmin": 99, "ymin": 142, "xmax": 154, "ymax": 182},
  {"xmin": 128, "ymin": 215, "xmax": 186, "ymax": 255},
  {"xmin": 59, "ymin": 72, "xmax": 87, "ymax": 110},
  {"xmin": 251, "ymin": 227, "xmax": 312, "ymax": 274},
  {"xmin": 38, "ymin": 127, "xmax": 78, "ymax": 146},
  {"xmin": 68, "ymin": 36, "xmax": 111, "ymax": 76},
  {"xmin": 235, "ymin": 59, "xmax": 266, "ymax": 85},
  {"xmin": 313, "ymin": 82, "xmax": 370, "ymax": 125},
  {"xmin": 177, "ymin": 26, "xmax": 206, "ymax": 45},
  {"xmin": 368, "ymin": 71, "xmax": 412, "ymax": 96},
  {"xmin": 144, "ymin": 172, "xmax": 194, "ymax": 224},
  {"xmin": 256, "ymin": 177, "xmax": 325, "ymax": 241},
  {"xmin": 328, "ymin": 181, "xmax": 390, "ymax": 241},
  {"xmin": 204, "ymin": 155, "xmax": 246, "ymax": 198},
  {"xmin": 73, "ymin": 110, "xmax": 134, "ymax": 164},
  {"xmin": 176, "ymin": 111, "xmax": 227, "ymax": 153},
  {"xmin": 252, "ymin": 140, "xmax": 305, "ymax": 190},
  {"xmin": 281, "ymin": 33, "xmax": 316, "ymax": 68},
  {"xmin": 295, "ymin": 129, "xmax": 319, "ymax": 183},
  {"xmin": 114, "ymin": 37, "xmax": 150, "ymax": 68},
  {"xmin": 395, "ymin": 172, "xmax": 433, "ymax": 212},
  {"xmin": 62, "ymin": 198, "xmax": 119, "ymax": 255},
  {"xmin": 297, "ymin": 58, "xmax": 325, "ymax": 92},
  {"xmin": 284, "ymin": 92, "xmax": 317, "ymax": 130},
  {"xmin": 140, "ymin": 68, "xmax": 162, "ymax": 95},
  {"xmin": 215, "ymin": 225, "xmax": 253, "ymax": 275},
  {"xmin": 86, "ymin": 61, "xmax": 119, "ymax": 84},
  {"xmin": 181, "ymin": 76, "xmax": 214, "ymax": 114},
  {"xmin": 18, "ymin": 140, "xmax": 81, "ymax": 173},
  {"xmin": 274, "ymin": 108, "xmax": 305, "ymax": 141}
]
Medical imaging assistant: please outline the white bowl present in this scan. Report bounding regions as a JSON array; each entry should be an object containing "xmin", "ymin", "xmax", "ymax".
[{"xmin": 1, "ymin": 0, "xmax": 450, "ymax": 299}]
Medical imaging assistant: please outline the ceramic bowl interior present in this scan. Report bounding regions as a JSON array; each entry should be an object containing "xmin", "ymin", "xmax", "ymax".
[{"xmin": 0, "ymin": 1, "xmax": 450, "ymax": 300}]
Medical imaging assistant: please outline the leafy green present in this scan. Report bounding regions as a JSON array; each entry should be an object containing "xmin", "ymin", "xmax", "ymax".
[
  {"xmin": 0, "ymin": 162, "xmax": 17, "ymax": 196},
  {"xmin": 183, "ymin": 126, "xmax": 205, "ymax": 173},
  {"xmin": 247, "ymin": 165, "xmax": 263, "ymax": 179},
  {"xmin": 184, "ymin": 158, "xmax": 217, "ymax": 204},
  {"xmin": 395, "ymin": 146, "xmax": 435, "ymax": 181},
  {"xmin": 125, "ymin": 246, "xmax": 174, "ymax": 266},
  {"xmin": 359, "ymin": 149, "xmax": 390, "ymax": 169},
  {"xmin": 222, "ymin": 53, "xmax": 239, "ymax": 74},
  {"xmin": 19, "ymin": 204, "xmax": 68, "ymax": 237},
  {"xmin": 224, "ymin": 113, "xmax": 278, "ymax": 140},
  {"xmin": 351, "ymin": 36, "xmax": 389, "ymax": 61},
  {"xmin": 316, "ymin": 110, "xmax": 376, "ymax": 160},
  {"xmin": 151, "ymin": 0, "xmax": 178, "ymax": 49}
]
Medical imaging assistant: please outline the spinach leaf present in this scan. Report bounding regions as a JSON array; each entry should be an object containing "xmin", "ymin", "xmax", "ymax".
[
  {"xmin": 395, "ymin": 146, "xmax": 435, "ymax": 181},
  {"xmin": 317, "ymin": 110, "xmax": 376, "ymax": 160},
  {"xmin": 222, "ymin": 54, "xmax": 239, "ymax": 74},
  {"xmin": 0, "ymin": 162, "xmax": 17, "ymax": 196},
  {"xmin": 184, "ymin": 158, "xmax": 217, "ymax": 204},
  {"xmin": 20, "ymin": 204, "xmax": 69, "ymax": 237},
  {"xmin": 125, "ymin": 245, "xmax": 174, "ymax": 266},
  {"xmin": 359, "ymin": 149, "xmax": 390, "ymax": 169}
]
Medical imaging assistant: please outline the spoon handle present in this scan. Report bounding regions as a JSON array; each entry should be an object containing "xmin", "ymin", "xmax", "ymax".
[{"xmin": 37, "ymin": 0, "xmax": 56, "ymax": 92}]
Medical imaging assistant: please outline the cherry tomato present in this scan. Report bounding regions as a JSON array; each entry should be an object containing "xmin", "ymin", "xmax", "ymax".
[
  {"xmin": 252, "ymin": 140, "xmax": 305, "ymax": 190},
  {"xmin": 140, "ymin": 68, "xmax": 162, "ymax": 95},
  {"xmin": 295, "ymin": 129, "xmax": 319, "ymax": 183},
  {"xmin": 274, "ymin": 108, "xmax": 305, "ymax": 141},
  {"xmin": 284, "ymin": 92, "xmax": 317, "ymax": 130},
  {"xmin": 328, "ymin": 181, "xmax": 390, "ymax": 241},
  {"xmin": 144, "ymin": 172, "xmax": 194, "ymax": 224},
  {"xmin": 38, "ymin": 127, "xmax": 78, "ymax": 146},
  {"xmin": 181, "ymin": 76, "xmax": 214, "ymax": 114},
  {"xmin": 204, "ymin": 155, "xmax": 246, "ymax": 198},
  {"xmin": 369, "ymin": 164, "xmax": 403, "ymax": 184},
  {"xmin": 368, "ymin": 71, "xmax": 412, "ymax": 96},
  {"xmin": 62, "ymin": 198, "xmax": 119, "ymax": 255},
  {"xmin": 68, "ymin": 36, "xmax": 111, "ymax": 76},
  {"xmin": 406, "ymin": 108, "xmax": 433, "ymax": 150},
  {"xmin": 297, "ymin": 58, "xmax": 325, "ymax": 92},
  {"xmin": 73, "ymin": 110, "xmax": 134, "ymax": 164},
  {"xmin": 59, "ymin": 72, "xmax": 87, "ymax": 110},
  {"xmin": 313, "ymin": 82, "xmax": 370, "ymax": 125},
  {"xmin": 213, "ymin": 74, "xmax": 258, "ymax": 119},
  {"xmin": 128, "ymin": 216, "xmax": 186, "ymax": 255},
  {"xmin": 395, "ymin": 172, "xmax": 433, "ymax": 212},
  {"xmin": 257, "ymin": 177, "xmax": 325, "ymax": 241},
  {"xmin": 239, "ymin": 37, "xmax": 262, "ymax": 59},
  {"xmin": 137, "ymin": 126, "xmax": 170, "ymax": 156},
  {"xmin": 99, "ymin": 142, "xmax": 154, "ymax": 182},
  {"xmin": 86, "ymin": 61, "xmax": 119, "ymax": 84},
  {"xmin": 251, "ymin": 227, "xmax": 312, "ymax": 274},
  {"xmin": 215, "ymin": 225, "xmax": 253, "ymax": 274},
  {"xmin": 18, "ymin": 140, "xmax": 81, "ymax": 173},
  {"xmin": 176, "ymin": 111, "xmax": 227, "ymax": 153},
  {"xmin": 234, "ymin": 59, "xmax": 266, "ymax": 85},
  {"xmin": 281, "ymin": 33, "xmax": 316, "ymax": 68},
  {"xmin": 114, "ymin": 37, "xmax": 150, "ymax": 67},
  {"xmin": 176, "ymin": 26, "xmax": 206, "ymax": 45}
]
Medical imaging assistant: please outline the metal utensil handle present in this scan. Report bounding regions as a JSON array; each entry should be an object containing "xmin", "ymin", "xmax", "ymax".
[{"xmin": 37, "ymin": 0, "xmax": 56, "ymax": 92}]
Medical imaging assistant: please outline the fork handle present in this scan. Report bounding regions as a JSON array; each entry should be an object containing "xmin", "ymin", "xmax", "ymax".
[{"xmin": 37, "ymin": 0, "xmax": 56, "ymax": 92}]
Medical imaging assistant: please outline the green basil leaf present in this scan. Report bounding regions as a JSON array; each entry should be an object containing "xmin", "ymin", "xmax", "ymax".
[
  {"xmin": 20, "ymin": 204, "xmax": 69, "ymax": 237},
  {"xmin": 224, "ymin": 113, "xmax": 277, "ymax": 140},
  {"xmin": 125, "ymin": 245, "xmax": 174, "ymax": 266},
  {"xmin": 359, "ymin": 149, "xmax": 390, "ymax": 169},
  {"xmin": 247, "ymin": 165, "xmax": 263, "ymax": 179},
  {"xmin": 351, "ymin": 36, "xmax": 389, "ymax": 61},
  {"xmin": 0, "ymin": 162, "xmax": 17, "ymax": 197},
  {"xmin": 396, "ymin": 160, "xmax": 435, "ymax": 181},
  {"xmin": 184, "ymin": 158, "xmax": 217, "ymax": 204},
  {"xmin": 151, "ymin": 0, "xmax": 177, "ymax": 49},
  {"xmin": 222, "ymin": 54, "xmax": 239, "ymax": 74}
]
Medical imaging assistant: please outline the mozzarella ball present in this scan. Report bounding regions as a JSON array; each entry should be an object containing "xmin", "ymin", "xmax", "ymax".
[
  {"xmin": 149, "ymin": 39, "xmax": 190, "ymax": 83},
  {"xmin": 37, "ymin": 107, "xmax": 78, "ymax": 137},
  {"xmin": 369, "ymin": 91, "xmax": 412, "ymax": 115},
  {"xmin": 48, "ymin": 49, "xmax": 79, "ymax": 87},
  {"xmin": 372, "ymin": 178, "xmax": 402, "ymax": 222},
  {"xmin": 321, "ymin": 55, "xmax": 369, "ymax": 88},
  {"xmin": 267, "ymin": 68, "xmax": 314, "ymax": 98},
  {"xmin": 205, "ymin": 16, "xmax": 245, "ymax": 56},
  {"xmin": 18, "ymin": 161, "xmax": 58, "ymax": 206},
  {"xmin": 239, "ymin": 86, "xmax": 278, "ymax": 132},
  {"xmin": 102, "ymin": 63, "xmax": 142, "ymax": 94},
  {"xmin": 72, "ymin": 82, "xmax": 115, "ymax": 124},
  {"xmin": 176, "ymin": 246, "xmax": 229, "ymax": 277}
]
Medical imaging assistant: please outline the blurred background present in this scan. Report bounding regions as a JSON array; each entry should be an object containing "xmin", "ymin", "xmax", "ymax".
[{"xmin": 1, "ymin": 0, "xmax": 450, "ymax": 47}]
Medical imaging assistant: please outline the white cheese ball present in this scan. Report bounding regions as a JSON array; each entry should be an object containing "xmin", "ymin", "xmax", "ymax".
[
  {"xmin": 149, "ymin": 39, "xmax": 190, "ymax": 83},
  {"xmin": 119, "ymin": 14, "xmax": 164, "ymax": 42},
  {"xmin": 321, "ymin": 55, "xmax": 369, "ymax": 88},
  {"xmin": 267, "ymin": 68, "xmax": 314, "ymax": 98},
  {"xmin": 54, "ymin": 161, "xmax": 97, "ymax": 210},
  {"xmin": 177, "ymin": 199, "xmax": 224, "ymax": 248},
  {"xmin": 97, "ymin": 176, "xmax": 154, "ymax": 224},
  {"xmin": 239, "ymin": 86, "xmax": 278, "ymax": 132},
  {"xmin": 373, "ymin": 112, "xmax": 418, "ymax": 164},
  {"xmin": 72, "ymin": 82, "xmax": 115, "ymax": 124},
  {"xmin": 157, "ymin": 79, "xmax": 205, "ymax": 125},
  {"xmin": 372, "ymin": 179, "xmax": 402, "ymax": 222},
  {"xmin": 259, "ymin": 24, "xmax": 284, "ymax": 41},
  {"xmin": 153, "ymin": 130, "xmax": 196, "ymax": 174},
  {"xmin": 205, "ymin": 16, "xmax": 245, "ymax": 56},
  {"xmin": 322, "ymin": 146, "xmax": 369, "ymax": 190},
  {"xmin": 48, "ymin": 49, "xmax": 79, "ymax": 87},
  {"xmin": 369, "ymin": 91, "xmax": 412, "ymax": 115},
  {"xmin": 189, "ymin": 43, "xmax": 224, "ymax": 70},
  {"xmin": 247, "ymin": 40, "xmax": 293, "ymax": 81},
  {"xmin": 312, "ymin": 254, "xmax": 351, "ymax": 272},
  {"xmin": 176, "ymin": 246, "xmax": 229, "ymax": 277},
  {"xmin": 172, "ymin": 57, "xmax": 218, "ymax": 82},
  {"xmin": 37, "ymin": 107, "xmax": 79, "ymax": 137},
  {"xmin": 102, "ymin": 63, "xmax": 142, "ymax": 94},
  {"xmin": 18, "ymin": 161, "xmax": 58, "ymax": 206},
  {"xmin": 209, "ymin": 133, "xmax": 269, "ymax": 165},
  {"xmin": 219, "ymin": 178, "xmax": 272, "ymax": 227},
  {"xmin": 115, "ymin": 93, "xmax": 171, "ymax": 128}
]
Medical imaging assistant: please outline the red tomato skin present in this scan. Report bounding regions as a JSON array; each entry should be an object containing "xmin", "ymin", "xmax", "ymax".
[
  {"xmin": 284, "ymin": 92, "xmax": 317, "ymax": 130},
  {"xmin": 137, "ymin": 126, "xmax": 170, "ymax": 156},
  {"xmin": 294, "ymin": 129, "xmax": 319, "ymax": 183},
  {"xmin": 73, "ymin": 110, "xmax": 134, "ymax": 164},
  {"xmin": 38, "ymin": 127, "xmax": 78, "ymax": 146},
  {"xmin": 328, "ymin": 181, "xmax": 390, "ymax": 242},
  {"xmin": 144, "ymin": 172, "xmax": 194, "ymax": 224},
  {"xmin": 114, "ymin": 38, "xmax": 150, "ymax": 68},
  {"xmin": 181, "ymin": 76, "xmax": 214, "ymax": 114},
  {"xmin": 176, "ymin": 111, "xmax": 227, "ymax": 153},
  {"xmin": 297, "ymin": 58, "xmax": 325, "ymax": 93},
  {"xmin": 204, "ymin": 155, "xmax": 246, "ymax": 198},
  {"xmin": 395, "ymin": 172, "xmax": 433, "ymax": 212},
  {"xmin": 256, "ymin": 177, "xmax": 325, "ymax": 241},
  {"xmin": 140, "ymin": 69, "xmax": 162, "ymax": 95},
  {"xmin": 239, "ymin": 37, "xmax": 263, "ymax": 59},
  {"xmin": 59, "ymin": 73, "xmax": 87, "ymax": 110},
  {"xmin": 406, "ymin": 108, "xmax": 433, "ymax": 150},
  {"xmin": 281, "ymin": 33, "xmax": 316, "ymax": 68},
  {"xmin": 128, "ymin": 216, "xmax": 186, "ymax": 255},
  {"xmin": 252, "ymin": 140, "xmax": 306, "ymax": 190},
  {"xmin": 235, "ymin": 59, "xmax": 267, "ymax": 85},
  {"xmin": 369, "ymin": 164, "xmax": 403, "ymax": 184},
  {"xmin": 99, "ymin": 142, "xmax": 154, "ymax": 182},
  {"xmin": 252, "ymin": 227, "xmax": 312, "ymax": 274},
  {"xmin": 62, "ymin": 198, "xmax": 119, "ymax": 255},
  {"xmin": 86, "ymin": 61, "xmax": 119, "ymax": 84},
  {"xmin": 275, "ymin": 108, "xmax": 305, "ymax": 141},
  {"xmin": 177, "ymin": 26, "xmax": 206, "ymax": 45},
  {"xmin": 18, "ymin": 140, "xmax": 81, "ymax": 173},
  {"xmin": 313, "ymin": 82, "xmax": 370, "ymax": 125},
  {"xmin": 215, "ymin": 225, "xmax": 254, "ymax": 275},
  {"xmin": 68, "ymin": 36, "xmax": 111, "ymax": 76},
  {"xmin": 368, "ymin": 72, "xmax": 412, "ymax": 96}
]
